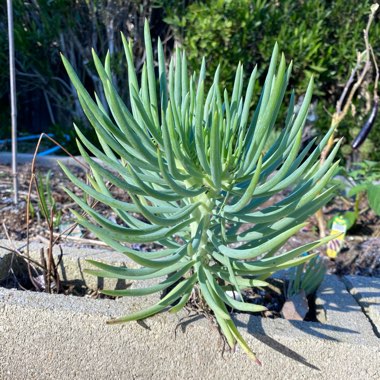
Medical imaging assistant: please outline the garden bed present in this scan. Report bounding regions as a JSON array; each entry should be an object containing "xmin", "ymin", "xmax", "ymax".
[
  {"xmin": 0, "ymin": 239, "xmax": 321, "ymax": 323},
  {"xmin": 1, "ymin": 198, "xmax": 379, "ymax": 377},
  {"xmin": 1, "ymin": 161, "xmax": 379, "ymax": 276},
  {"xmin": 1, "ymin": 160, "xmax": 379, "ymax": 323}
]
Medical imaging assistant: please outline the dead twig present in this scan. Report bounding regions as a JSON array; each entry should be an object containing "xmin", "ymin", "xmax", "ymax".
[
  {"xmin": 52, "ymin": 232, "xmax": 111, "ymax": 247},
  {"xmin": 25, "ymin": 132, "xmax": 87, "ymax": 293},
  {"xmin": 0, "ymin": 244, "xmax": 45, "ymax": 270},
  {"xmin": 23, "ymin": 132, "xmax": 125, "ymax": 292},
  {"xmin": 1, "ymin": 224, "xmax": 41, "ymax": 289},
  {"xmin": 316, "ymin": 4, "xmax": 379, "ymax": 239},
  {"xmin": 321, "ymin": 4, "xmax": 378, "ymax": 164}
]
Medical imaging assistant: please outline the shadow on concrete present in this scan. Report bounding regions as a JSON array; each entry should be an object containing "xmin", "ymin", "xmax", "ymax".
[
  {"xmin": 246, "ymin": 316, "xmax": 320, "ymax": 371},
  {"xmin": 231, "ymin": 276, "xmax": 363, "ymax": 370}
]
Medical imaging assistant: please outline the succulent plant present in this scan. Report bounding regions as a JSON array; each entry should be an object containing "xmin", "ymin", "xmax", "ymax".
[
  {"xmin": 287, "ymin": 254, "xmax": 328, "ymax": 298},
  {"xmin": 60, "ymin": 20, "xmax": 339, "ymax": 362}
]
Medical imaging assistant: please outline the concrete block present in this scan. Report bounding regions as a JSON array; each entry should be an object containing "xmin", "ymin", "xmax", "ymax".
[
  {"xmin": 0, "ymin": 241, "xmax": 379, "ymax": 379},
  {"xmin": 0, "ymin": 239, "xmax": 147, "ymax": 291},
  {"xmin": 343, "ymin": 275, "xmax": 380, "ymax": 336}
]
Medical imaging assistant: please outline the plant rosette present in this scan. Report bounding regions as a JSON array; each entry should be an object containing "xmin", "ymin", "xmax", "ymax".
[{"xmin": 60, "ymin": 20, "xmax": 339, "ymax": 363}]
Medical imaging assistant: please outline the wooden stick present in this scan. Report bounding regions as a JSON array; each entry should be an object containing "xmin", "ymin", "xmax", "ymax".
[
  {"xmin": 316, "ymin": 4, "xmax": 379, "ymax": 239},
  {"xmin": 52, "ymin": 232, "xmax": 111, "ymax": 247}
]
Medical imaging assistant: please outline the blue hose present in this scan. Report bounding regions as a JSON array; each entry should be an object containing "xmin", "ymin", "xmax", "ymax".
[
  {"xmin": 37, "ymin": 145, "xmax": 62, "ymax": 156},
  {"xmin": 0, "ymin": 133, "xmax": 70, "ymax": 156},
  {"xmin": 0, "ymin": 133, "xmax": 54, "ymax": 144}
]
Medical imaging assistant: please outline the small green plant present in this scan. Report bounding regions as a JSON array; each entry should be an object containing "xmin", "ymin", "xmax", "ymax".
[
  {"xmin": 345, "ymin": 161, "xmax": 380, "ymax": 216},
  {"xmin": 331, "ymin": 160, "xmax": 380, "ymax": 231},
  {"xmin": 325, "ymin": 159, "xmax": 380, "ymax": 258},
  {"xmin": 36, "ymin": 170, "xmax": 62, "ymax": 229},
  {"xmin": 28, "ymin": 169, "xmax": 62, "ymax": 292},
  {"xmin": 60, "ymin": 21, "xmax": 339, "ymax": 362},
  {"xmin": 287, "ymin": 255, "xmax": 327, "ymax": 299}
]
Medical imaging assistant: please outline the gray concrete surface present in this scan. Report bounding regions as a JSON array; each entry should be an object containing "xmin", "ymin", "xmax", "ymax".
[
  {"xmin": 0, "ymin": 152, "xmax": 86, "ymax": 168},
  {"xmin": 0, "ymin": 241, "xmax": 379, "ymax": 379},
  {"xmin": 344, "ymin": 275, "xmax": 380, "ymax": 336},
  {"xmin": 0, "ymin": 239, "xmax": 147, "ymax": 290},
  {"xmin": 0, "ymin": 239, "xmax": 162, "ymax": 308},
  {"xmin": 0, "ymin": 279, "xmax": 379, "ymax": 380}
]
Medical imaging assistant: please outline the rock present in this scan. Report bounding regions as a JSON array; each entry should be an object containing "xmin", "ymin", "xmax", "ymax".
[{"xmin": 281, "ymin": 290, "xmax": 309, "ymax": 320}]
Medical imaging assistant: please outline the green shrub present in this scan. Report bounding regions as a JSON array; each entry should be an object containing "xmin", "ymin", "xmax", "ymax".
[{"xmin": 164, "ymin": 0, "xmax": 380, "ymax": 160}]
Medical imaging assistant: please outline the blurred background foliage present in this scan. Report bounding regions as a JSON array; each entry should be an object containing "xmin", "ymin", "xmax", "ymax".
[
  {"xmin": 163, "ymin": 0, "xmax": 380, "ymax": 161},
  {"xmin": 1, "ymin": 0, "xmax": 379, "ymax": 160},
  {"xmin": 0, "ymin": 0, "xmax": 171, "ymax": 151}
]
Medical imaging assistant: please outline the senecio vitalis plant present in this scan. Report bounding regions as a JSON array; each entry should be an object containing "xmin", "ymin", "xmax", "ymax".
[{"xmin": 60, "ymin": 21, "xmax": 339, "ymax": 363}]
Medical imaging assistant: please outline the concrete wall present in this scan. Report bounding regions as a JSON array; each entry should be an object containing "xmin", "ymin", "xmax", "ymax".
[{"xmin": 0, "ymin": 241, "xmax": 379, "ymax": 379}]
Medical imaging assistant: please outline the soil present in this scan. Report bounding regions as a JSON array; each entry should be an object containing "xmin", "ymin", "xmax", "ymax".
[
  {"xmin": 0, "ymin": 163, "xmax": 132, "ymax": 243},
  {"xmin": 0, "ymin": 162, "xmax": 379, "ymax": 318},
  {"xmin": 239, "ymin": 278, "xmax": 287, "ymax": 319}
]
